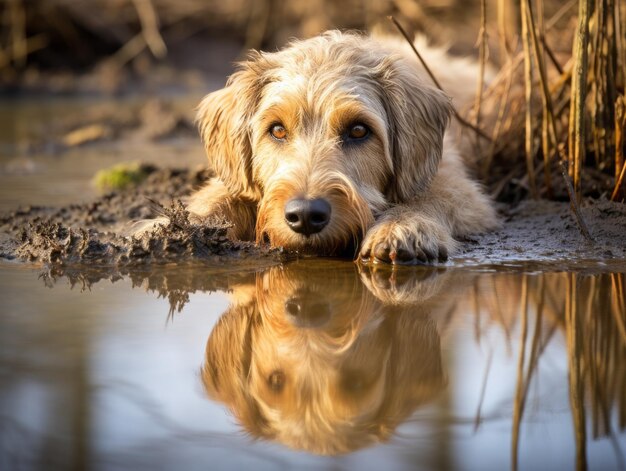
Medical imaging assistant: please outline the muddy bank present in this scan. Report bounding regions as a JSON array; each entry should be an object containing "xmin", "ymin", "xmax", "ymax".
[
  {"xmin": 0, "ymin": 166, "xmax": 287, "ymax": 266},
  {"xmin": 1, "ymin": 163, "xmax": 625, "ymax": 269},
  {"xmin": 459, "ymin": 199, "xmax": 626, "ymax": 267}
]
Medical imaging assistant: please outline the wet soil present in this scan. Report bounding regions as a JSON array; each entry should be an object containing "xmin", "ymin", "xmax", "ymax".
[
  {"xmin": 0, "ymin": 166, "xmax": 287, "ymax": 267},
  {"xmin": 1, "ymin": 162, "xmax": 624, "ymax": 270},
  {"xmin": 459, "ymin": 198, "xmax": 626, "ymax": 266}
]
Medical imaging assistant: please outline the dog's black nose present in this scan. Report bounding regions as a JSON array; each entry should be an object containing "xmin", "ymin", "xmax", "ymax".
[
  {"xmin": 284, "ymin": 197, "xmax": 331, "ymax": 236},
  {"xmin": 285, "ymin": 294, "xmax": 331, "ymax": 327}
]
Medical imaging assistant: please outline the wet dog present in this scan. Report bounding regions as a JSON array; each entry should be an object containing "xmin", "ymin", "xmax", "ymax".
[{"xmin": 188, "ymin": 31, "xmax": 497, "ymax": 263}]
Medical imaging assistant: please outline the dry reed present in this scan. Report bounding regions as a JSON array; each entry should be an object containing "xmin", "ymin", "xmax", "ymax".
[
  {"xmin": 1, "ymin": 0, "xmax": 625, "ymax": 206},
  {"xmin": 475, "ymin": 272, "xmax": 626, "ymax": 470}
]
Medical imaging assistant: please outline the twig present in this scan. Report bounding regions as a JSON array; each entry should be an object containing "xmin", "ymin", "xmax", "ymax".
[
  {"xmin": 244, "ymin": 0, "xmax": 271, "ymax": 51},
  {"xmin": 559, "ymin": 156, "xmax": 594, "ymax": 241},
  {"xmin": 9, "ymin": 0, "xmax": 26, "ymax": 68},
  {"xmin": 132, "ymin": 0, "xmax": 167, "ymax": 59},
  {"xmin": 0, "ymin": 33, "xmax": 47, "ymax": 69},
  {"xmin": 540, "ymin": 35, "xmax": 564, "ymax": 75},
  {"xmin": 473, "ymin": 348, "xmax": 493, "ymax": 432},
  {"xmin": 104, "ymin": 32, "xmax": 147, "ymax": 69},
  {"xmin": 389, "ymin": 16, "xmax": 492, "ymax": 142},
  {"xmin": 611, "ymin": 162, "xmax": 626, "ymax": 201}
]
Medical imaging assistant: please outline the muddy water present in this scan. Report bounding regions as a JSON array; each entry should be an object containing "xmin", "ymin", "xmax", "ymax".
[
  {"xmin": 1, "ymin": 260, "xmax": 625, "ymax": 470},
  {"xmin": 0, "ymin": 95, "xmax": 204, "ymax": 211}
]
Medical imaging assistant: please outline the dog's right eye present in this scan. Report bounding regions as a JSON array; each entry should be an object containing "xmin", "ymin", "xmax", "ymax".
[
  {"xmin": 269, "ymin": 124, "xmax": 287, "ymax": 141},
  {"xmin": 344, "ymin": 123, "xmax": 371, "ymax": 142}
]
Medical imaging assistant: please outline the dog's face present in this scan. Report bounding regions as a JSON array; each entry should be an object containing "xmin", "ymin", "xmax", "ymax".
[
  {"xmin": 197, "ymin": 31, "xmax": 451, "ymax": 255},
  {"xmin": 201, "ymin": 262, "xmax": 445, "ymax": 455}
]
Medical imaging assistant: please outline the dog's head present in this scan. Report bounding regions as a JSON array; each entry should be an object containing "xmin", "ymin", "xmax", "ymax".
[
  {"xmin": 197, "ymin": 31, "xmax": 452, "ymax": 255},
  {"xmin": 201, "ymin": 261, "xmax": 445, "ymax": 455}
]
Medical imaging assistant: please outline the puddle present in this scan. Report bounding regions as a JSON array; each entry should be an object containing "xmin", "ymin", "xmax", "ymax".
[
  {"xmin": 2, "ymin": 93, "xmax": 626, "ymax": 470},
  {"xmin": 1, "ymin": 259, "xmax": 625, "ymax": 470}
]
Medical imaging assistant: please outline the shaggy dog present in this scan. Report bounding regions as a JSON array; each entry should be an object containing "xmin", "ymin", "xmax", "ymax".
[
  {"xmin": 201, "ymin": 261, "xmax": 463, "ymax": 454},
  {"xmin": 188, "ymin": 31, "xmax": 497, "ymax": 263}
]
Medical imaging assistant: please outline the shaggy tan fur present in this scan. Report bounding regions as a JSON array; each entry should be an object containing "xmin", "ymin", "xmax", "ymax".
[
  {"xmin": 201, "ymin": 262, "xmax": 461, "ymax": 454},
  {"xmin": 189, "ymin": 31, "xmax": 498, "ymax": 263}
]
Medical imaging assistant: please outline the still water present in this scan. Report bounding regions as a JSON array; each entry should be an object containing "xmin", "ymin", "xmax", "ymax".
[{"xmin": 1, "ymin": 259, "xmax": 624, "ymax": 470}]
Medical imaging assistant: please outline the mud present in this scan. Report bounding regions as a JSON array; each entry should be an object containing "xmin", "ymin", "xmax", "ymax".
[
  {"xmin": 1, "ymin": 161, "xmax": 625, "ymax": 270},
  {"xmin": 458, "ymin": 198, "xmax": 626, "ymax": 267},
  {"xmin": 0, "ymin": 167, "xmax": 287, "ymax": 266}
]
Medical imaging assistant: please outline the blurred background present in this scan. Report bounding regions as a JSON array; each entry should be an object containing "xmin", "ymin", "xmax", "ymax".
[
  {"xmin": 1, "ymin": 0, "xmax": 623, "ymax": 205},
  {"xmin": 0, "ymin": 0, "xmax": 576, "ymax": 95}
]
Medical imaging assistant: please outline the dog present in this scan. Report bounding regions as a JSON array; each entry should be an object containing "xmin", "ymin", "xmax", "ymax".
[
  {"xmin": 187, "ymin": 31, "xmax": 498, "ymax": 263},
  {"xmin": 201, "ymin": 261, "xmax": 469, "ymax": 454}
]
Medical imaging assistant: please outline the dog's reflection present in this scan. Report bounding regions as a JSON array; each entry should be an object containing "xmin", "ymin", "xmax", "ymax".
[{"xmin": 202, "ymin": 261, "xmax": 464, "ymax": 455}]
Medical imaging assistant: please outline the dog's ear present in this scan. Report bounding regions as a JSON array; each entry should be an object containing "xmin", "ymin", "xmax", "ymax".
[
  {"xmin": 196, "ymin": 58, "xmax": 267, "ymax": 200},
  {"xmin": 379, "ymin": 59, "xmax": 452, "ymax": 203},
  {"xmin": 201, "ymin": 302, "xmax": 270, "ymax": 436}
]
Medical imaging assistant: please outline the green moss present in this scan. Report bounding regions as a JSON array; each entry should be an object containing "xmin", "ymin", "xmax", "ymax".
[{"xmin": 93, "ymin": 162, "xmax": 154, "ymax": 191}]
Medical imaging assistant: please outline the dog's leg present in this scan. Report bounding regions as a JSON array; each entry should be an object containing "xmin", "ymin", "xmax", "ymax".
[
  {"xmin": 187, "ymin": 178, "xmax": 258, "ymax": 241},
  {"xmin": 359, "ymin": 152, "xmax": 498, "ymax": 264}
]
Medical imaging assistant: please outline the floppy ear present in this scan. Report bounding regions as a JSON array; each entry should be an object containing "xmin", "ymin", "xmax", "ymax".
[
  {"xmin": 379, "ymin": 58, "xmax": 452, "ymax": 203},
  {"xmin": 201, "ymin": 302, "xmax": 271, "ymax": 436},
  {"xmin": 196, "ymin": 58, "xmax": 266, "ymax": 200}
]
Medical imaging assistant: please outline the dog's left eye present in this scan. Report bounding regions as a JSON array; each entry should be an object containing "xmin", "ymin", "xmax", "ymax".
[
  {"xmin": 269, "ymin": 124, "xmax": 287, "ymax": 141},
  {"xmin": 345, "ymin": 123, "xmax": 370, "ymax": 141}
]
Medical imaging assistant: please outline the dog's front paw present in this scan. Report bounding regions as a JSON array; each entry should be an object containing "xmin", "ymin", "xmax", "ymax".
[{"xmin": 359, "ymin": 217, "xmax": 456, "ymax": 265}]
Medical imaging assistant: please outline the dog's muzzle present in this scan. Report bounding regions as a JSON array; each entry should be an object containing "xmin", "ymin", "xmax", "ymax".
[{"xmin": 284, "ymin": 197, "xmax": 331, "ymax": 236}]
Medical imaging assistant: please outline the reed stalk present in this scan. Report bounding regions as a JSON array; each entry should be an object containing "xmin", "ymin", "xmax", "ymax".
[
  {"xmin": 521, "ymin": 0, "xmax": 538, "ymax": 198},
  {"xmin": 612, "ymin": 95, "xmax": 625, "ymax": 201},
  {"xmin": 511, "ymin": 274, "xmax": 529, "ymax": 471},
  {"xmin": 569, "ymin": 0, "xmax": 592, "ymax": 200},
  {"xmin": 565, "ymin": 274, "xmax": 588, "ymax": 471},
  {"xmin": 473, "ymin": 0, "xmax": 488, "ymax": 138}
]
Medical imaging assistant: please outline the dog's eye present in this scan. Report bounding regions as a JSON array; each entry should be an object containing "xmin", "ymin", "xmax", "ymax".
[
  {"xmin": 346, "ymin": 123, "xmax": 370, "ymax": 140},
  {"xmin": 269, "ymin": 124, "xmax": 287, "ymax": 141},
  {"xmin": 268, "ymin": 370, "xmax": 285, "ymax": 392}
]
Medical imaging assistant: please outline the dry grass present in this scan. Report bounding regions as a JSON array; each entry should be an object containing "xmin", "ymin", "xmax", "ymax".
[
  {"xmin": 0, "ymin": 0, "xmax": 624, "ymax": 204},
  {"xmin": 476, "ymin": 0, "xmax": 625, "ymax": 205}
]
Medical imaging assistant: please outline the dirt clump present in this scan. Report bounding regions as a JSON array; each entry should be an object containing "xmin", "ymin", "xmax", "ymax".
[
  {"xmin": 1, "ymin": 165, "xmax": 625, "ymax": 269},
  {"xmin": 0, "ymin": 168, "xmax": 286, "ymax": 266}
]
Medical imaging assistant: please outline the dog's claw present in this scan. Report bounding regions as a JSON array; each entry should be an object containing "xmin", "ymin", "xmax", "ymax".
[
  {"xmin": 423, "ymin": 247, "xmax": 438, "ymax": 262},
  {"xmin": 359, "ymin": 246, "xmax": 371, "ymax": 262},
  {"xmin": 373, "ymin": 243, "xmax": 392, "ymax": 263},
  {"xmin": 438, "ymin": 246, "xmax": 449, "ymax": 262},
  {"xmin": 414, "ymin": 248, "xmax": 428, "ymax": 263},
  {"xmin": 394, "ymin": 247, "xmax": 414, "ymax": 263}
]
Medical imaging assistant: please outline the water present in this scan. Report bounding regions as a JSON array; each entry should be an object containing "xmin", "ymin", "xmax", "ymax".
[
  {"xmin": 1, "ymin": 96, "xmax": 625, "ymax": 470},
  {"xmin": 0, "ymin": 95, "xmax": 204, "ymax": 211},
  {"xmin": 0, "ymin": 260, "xmax": 624, "ymax": 470}
]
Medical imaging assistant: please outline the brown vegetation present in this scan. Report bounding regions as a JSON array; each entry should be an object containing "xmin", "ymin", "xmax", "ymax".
[{"xmin": 1, "ymin": 0, "xmax": 624, "ymax": 204}]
